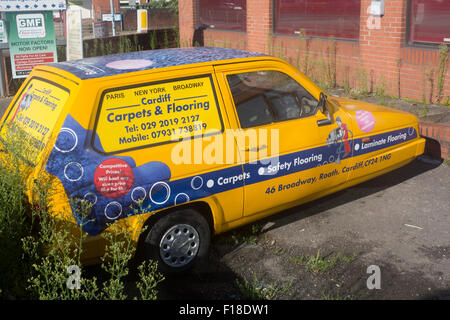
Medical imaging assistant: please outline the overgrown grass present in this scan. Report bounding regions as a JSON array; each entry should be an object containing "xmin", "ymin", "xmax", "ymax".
[
  {"xmin": 321, "ymin": 291, "xmax": 353, "ymax": 300},
  {"xmin": 289, "ymin": 250, "xmax": 356, "ymax": 273},
  {"xmin": 0, "ymin": 126, "xmax": 164, "ymax": 300},
  {"xmin": 0, "ymin": 130, "xmax": 33, "ymax": 298}
]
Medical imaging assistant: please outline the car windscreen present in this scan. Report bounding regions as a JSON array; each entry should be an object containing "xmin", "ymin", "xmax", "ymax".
[{"xmin": 0, "ymin": 77, "xmax": 70, "ymax": 165}]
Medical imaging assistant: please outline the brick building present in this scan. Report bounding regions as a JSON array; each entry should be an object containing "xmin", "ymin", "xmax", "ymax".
[
  {"xmin": 179, "ymin": 0, "xmax": 450, "ymax": 104},
  {"xmin": 92, "ymin": 0, "xmax": 120, "ymax": 20}
]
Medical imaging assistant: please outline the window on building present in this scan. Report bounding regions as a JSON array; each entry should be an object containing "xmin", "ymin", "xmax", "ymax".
[
  {"xmin": 409, "ymin": 0, "xmax": 450, "ymax": 45},
  {"xmin": 274, "ymin": 0, "xmax": 361, "ymax": 40},
  {"xmin": 198, "ymin": 0, "xmax": 246, "ymax": 31}
]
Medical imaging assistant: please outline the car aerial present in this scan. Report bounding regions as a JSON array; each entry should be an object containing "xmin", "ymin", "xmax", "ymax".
[{"xmin": 0, "ymin": 47, "xmax": 425, "ymax": 273}]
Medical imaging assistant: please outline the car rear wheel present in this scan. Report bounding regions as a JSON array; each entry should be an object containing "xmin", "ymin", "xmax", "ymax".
[{"xmin": 139, "ymin": 209, "xmax": 211, "ymax": 273}]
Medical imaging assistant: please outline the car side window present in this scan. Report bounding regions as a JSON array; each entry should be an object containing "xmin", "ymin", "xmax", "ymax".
[{"xmin": 226, "ymin": 70, "xmax": 318, "ymax": 128}]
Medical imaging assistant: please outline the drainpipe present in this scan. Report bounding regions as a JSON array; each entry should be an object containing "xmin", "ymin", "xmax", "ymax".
[{"xmin": 110, "ymin": 0, "xmax": 116, "ymax": 36}]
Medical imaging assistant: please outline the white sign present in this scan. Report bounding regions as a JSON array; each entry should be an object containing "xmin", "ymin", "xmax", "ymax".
[
  {"xmin": 0, "ymin": 20, "xmax": 7, "ymax": 43},
  {"xmin": 16, "ymin": 13, "xmax": 46, "ymax": 39},
  {"xmin": 102, "ymin": 14, "xmax": 122, "ymax": 22},
  {"xmin": 369, "ymin": 0, "xmax": 385, "ymax": 17},
  {"xmin": 66, "ymin": 8, "xmax": 83, "ymax": 61},
  {"xmin": 0, "ymin": 1, "xmax": 66, "ymax": 12}
]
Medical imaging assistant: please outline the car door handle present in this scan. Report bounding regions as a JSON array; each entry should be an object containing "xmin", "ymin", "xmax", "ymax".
[
  {"xmin": 317, "ymin": 118, "xmax": 332, "ymax": 127},
  {"xmin": 243, "ymin": 144, "xmax": 267, "ymax": 152}
]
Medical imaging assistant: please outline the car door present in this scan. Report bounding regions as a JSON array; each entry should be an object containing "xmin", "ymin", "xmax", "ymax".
[{"xmin": 215, "ymin": 61, "xmax": 352, "ymax": 217}]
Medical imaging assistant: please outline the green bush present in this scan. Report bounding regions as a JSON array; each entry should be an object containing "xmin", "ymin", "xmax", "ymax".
[
  {"xmin": 0, "ymin": 126, "xmax": 38, "ymax": 298},
  {"xmin": 0, "ymin": 147, "xmax": 31, "ymax": 298},
  {"xmin": 0, "ymin": 127, "xmax": 164, "ymax": 300}
]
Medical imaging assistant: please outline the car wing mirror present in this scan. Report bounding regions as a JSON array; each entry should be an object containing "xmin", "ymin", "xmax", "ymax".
[{"xmin": 316, "ymin": 92, "xmax": 333, "ymax": 127}]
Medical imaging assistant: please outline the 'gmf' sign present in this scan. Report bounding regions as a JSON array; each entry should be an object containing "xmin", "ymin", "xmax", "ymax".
[
  {"xmin": 17, "ymin": 14, "xmax": 46, "ymax": 39},
  {"xmin": 6, "ymin": 11, "xmax": 57, "ymax": 78}
]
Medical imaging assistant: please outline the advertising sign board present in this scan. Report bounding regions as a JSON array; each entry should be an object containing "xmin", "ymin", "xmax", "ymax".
[
  {"xmin": 0, "ymin": 20, "xmax": 8, "ymax": 43},
  {"xmin": 6, "ymin": 11, "xmax": 58, "ymax": 78}
]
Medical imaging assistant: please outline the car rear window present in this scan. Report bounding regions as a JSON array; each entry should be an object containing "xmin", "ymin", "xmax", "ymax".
[
  {"xmin": 93, "ymin": 75, "xmax": 223, "ymax": 154},
  {"xmin": 0, "ymin": 77, "xmax": 70, "ymax": 164}
]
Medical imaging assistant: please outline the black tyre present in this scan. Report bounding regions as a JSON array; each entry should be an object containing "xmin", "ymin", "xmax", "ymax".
[{"xmin": 138, "ymin": 209, "xmax": 211, "ymax": 273}]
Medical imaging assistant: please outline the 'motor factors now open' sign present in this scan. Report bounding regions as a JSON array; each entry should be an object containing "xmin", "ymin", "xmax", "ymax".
[
  {"xmin": 0, "ymin": 1, "xmax": 66, "ymax": 12},
  {"xmin": 6, "ymin": 11, "xmax": 57, "ymax": 78}
]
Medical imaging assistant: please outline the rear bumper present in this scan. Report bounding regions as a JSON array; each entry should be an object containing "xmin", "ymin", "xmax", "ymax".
[{"xmin": 415, "ymin": 137, "xmax": 426, "ymax": 157}]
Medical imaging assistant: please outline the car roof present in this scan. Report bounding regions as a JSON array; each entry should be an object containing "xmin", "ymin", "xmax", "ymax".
[{"xmin": 46, "ymin": 47, "xmax": 267, "ymax": 80}]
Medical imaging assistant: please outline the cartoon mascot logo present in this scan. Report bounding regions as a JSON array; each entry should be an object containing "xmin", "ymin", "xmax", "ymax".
[{"xmin": 326, "ymin": 116, "xmax": 353, "ymax": 164}]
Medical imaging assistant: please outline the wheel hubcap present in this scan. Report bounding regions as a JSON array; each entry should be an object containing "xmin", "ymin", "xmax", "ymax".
[{"xmin": 159, "ymin": 224, "xmax": 200, "ymax": 268}]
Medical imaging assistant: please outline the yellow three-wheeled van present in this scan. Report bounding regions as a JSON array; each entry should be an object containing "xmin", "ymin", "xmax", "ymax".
[{"xmin": 0, "ymin": 47, "xmax": 425, "ymax": 272}]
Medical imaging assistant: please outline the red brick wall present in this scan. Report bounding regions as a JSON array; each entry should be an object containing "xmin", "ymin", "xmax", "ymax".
[
  {"xmin": 179, "ymin": 0, "xmax": 450, "ymax": 104},
  {"xmin": 359, "ymin": 0, "xmax": 405, "ymax": 97},
  {"xmin": 246, "ymin": 0, "xmax": 272, "ymax": 53},
  {"xmin": 178, "ymin": 0, "xmax": 196, "ymax": 47},
  {"xmin": 92, "ymin": 0, "xmax": 120, "ymax": 20},
  {"xmin": 401, "ymin": 47, "xmax": 450, "ymax": 103},
  {"xmin": 419, "ymin": 122, "xmax": 450, "ymax": 159}
]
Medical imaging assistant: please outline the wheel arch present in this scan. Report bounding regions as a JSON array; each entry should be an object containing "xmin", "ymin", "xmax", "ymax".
[{"xmin": 137, "ymin": 200, "xmax": 219, "ymax": 243}]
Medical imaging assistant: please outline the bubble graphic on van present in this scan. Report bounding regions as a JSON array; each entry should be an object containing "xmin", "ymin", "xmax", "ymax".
[
  {"xmin": 83, "ymin": 192, "xmax": 97, "ymax": 205},
  {"xmin": 131, "ymin": 187, "xmax": 147, "ymax": 203},
  {"xmin": 191, "ymin": 176, "xmax": 203, "ymax": 190},
  {"xmin": 174, "ymin": 193, "xmax": 190, "ymax": 205},
  {"xmin": 54, "ymin": 128, "xmax": 78, "ymax": 153},
  {"xmin": 64, "ymin": 162, "xmax": 84, "ymax": 182},
  {"xmin": 104, "ymin": 202, "xmax": 122, "ymax": 220},
  {"xmin": 149, "ymin": 181, "xmax": 171, "ymax": 205}
]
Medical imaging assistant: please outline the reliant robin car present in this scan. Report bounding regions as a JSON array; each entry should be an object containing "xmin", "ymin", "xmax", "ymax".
[{"xmin": 0, "ymin": 47, "xmax": 426, "ymax": 272}]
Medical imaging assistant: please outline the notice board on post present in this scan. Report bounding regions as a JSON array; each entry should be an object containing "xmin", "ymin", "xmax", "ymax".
[{"xmin": 6, "ymin": 11, "xmax": 58, "ymax": 79}]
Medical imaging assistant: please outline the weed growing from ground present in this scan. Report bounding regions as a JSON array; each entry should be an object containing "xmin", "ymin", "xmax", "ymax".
[
  {"xmin": 326, "ymin": 38, "xmax": 337, "ymax": 88},
  {"xmin": 374, "ymin": 76, "xmax": 387, "ymax": 105},
  {"xmin": 236, "ymin": 274, "xmax": 293, "ymax": 300},
  {"xmin": 216, "ymin": 223, "xmax": 263, "ymax": 246},
  {"xmin": 321, "ymin": 291, "xmax": 353, "ymax": 300},
  {"xmin": 437, "ymin": 44, "xmax": 449, "ymax": 104},
  {"xmin": 290, "ymin": 250, "xmax": 356, "ymax": 273},
  {"xmin": 0, "ymin": 128, "xmax": 33, "ymax": 298}
]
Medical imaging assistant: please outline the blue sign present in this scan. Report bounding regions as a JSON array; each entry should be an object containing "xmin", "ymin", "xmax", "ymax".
[{"xmin": 0, "ymin": 1, "xmax": 66, "ymax": 12}]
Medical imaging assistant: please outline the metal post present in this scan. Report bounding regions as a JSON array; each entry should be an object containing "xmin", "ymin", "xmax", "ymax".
[
  {"xmin": 0, "ymin": 12, "xmax": 5, "ymax": 96},
  {"xmin": 0, "ymin": 50, "xmax": 5, "ymax": 97},
  {"xmin": 110, "ymin": 0, "xmax": 116, "ymax": 36}
]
